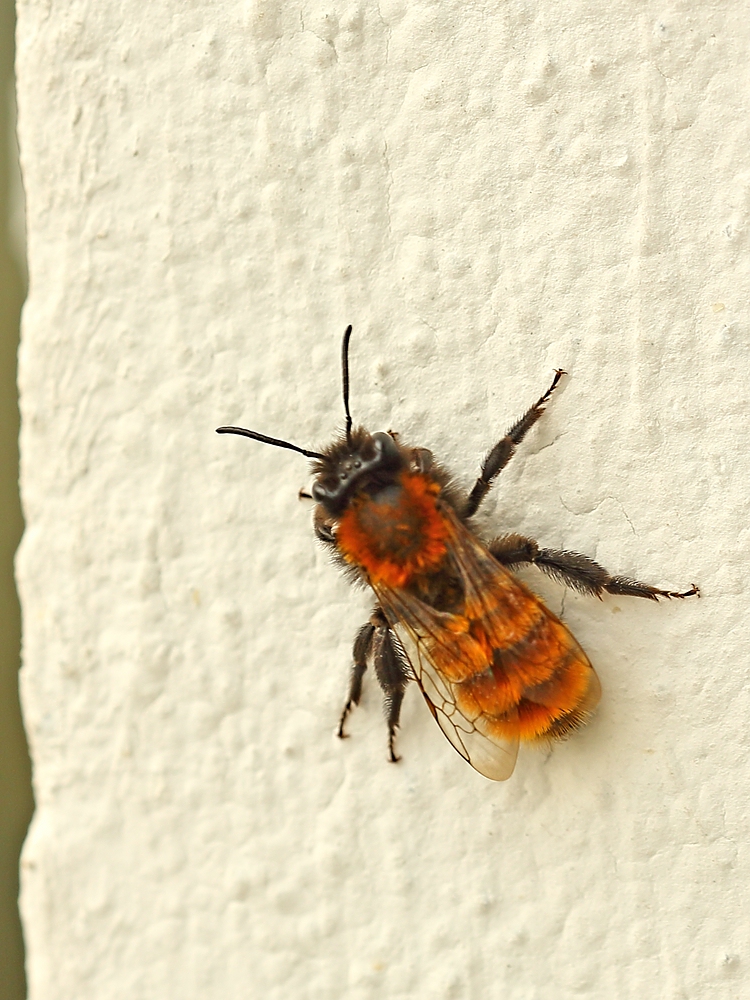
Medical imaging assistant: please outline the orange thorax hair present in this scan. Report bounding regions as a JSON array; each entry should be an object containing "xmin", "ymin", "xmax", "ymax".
[{"xmin": 336, "ymin": 471, "xmax": 451, "ymax": 588}]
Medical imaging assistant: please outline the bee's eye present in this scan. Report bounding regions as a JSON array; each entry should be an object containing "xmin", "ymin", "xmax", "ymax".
[
  {"xmin": 311, "ymin": 481, "xmax": 331, "ymax": 503},
  {"xmin": 371, "ymin": 432, "xmax": 400, "ymax": 469}
]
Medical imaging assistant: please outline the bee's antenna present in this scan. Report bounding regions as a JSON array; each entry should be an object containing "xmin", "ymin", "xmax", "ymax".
[
  {"xmin": 341, "ymin": 324, "xmax": 353, "ymax": 446},
  {"xmin": 216, "ymin": 426, "xmax": 324, "ymax": 460}
]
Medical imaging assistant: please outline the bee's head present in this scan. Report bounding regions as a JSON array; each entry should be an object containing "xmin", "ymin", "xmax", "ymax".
[
  {"xmin": 310, "ymin": 428, "xmax": 404, "ymax": 516},
  {"xmin": 217, "ymin": 326, "xmax": 408, "ymax": 516}
]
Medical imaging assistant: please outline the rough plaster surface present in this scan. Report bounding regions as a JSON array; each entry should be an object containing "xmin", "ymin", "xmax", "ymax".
[{"xmin": 15, "ymin": 1, "xmax": 750, "ymax": 997}]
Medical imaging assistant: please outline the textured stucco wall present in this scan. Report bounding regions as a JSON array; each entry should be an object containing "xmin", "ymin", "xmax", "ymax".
[{"xmin": 16, "ymin": 2, "xmax": 750, "ymax": 998}]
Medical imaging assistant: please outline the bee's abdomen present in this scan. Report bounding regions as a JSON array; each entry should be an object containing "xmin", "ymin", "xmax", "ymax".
[{"xmin": 444, "ymin": 580, "xmax": 600, "ymax": 743}]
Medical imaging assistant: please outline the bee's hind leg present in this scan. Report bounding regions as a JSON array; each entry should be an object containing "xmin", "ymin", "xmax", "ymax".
[
  {"xmin": 489, "ymin": 534, "xmax": 699, "ymax": 601},
  {"xmin": 370, "ymin": 609, "xmax": 411, "ymax": 763},
  {"xmin": 337, "ymin": 621, "xmax": 375, "ymax": 739}
]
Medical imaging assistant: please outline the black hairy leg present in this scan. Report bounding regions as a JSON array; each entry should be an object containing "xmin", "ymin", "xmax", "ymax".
[
  {"xmin": 490, "ymin": 533, "xmax": 700, "ymax": 601},
  {"xmin": 370, "ymin": 611, "xmax": 411, "ymax": 762},
  {"xmin": 337, "ymin": 609, "xmax": 412, "ymax": 763},
  {"xmin": 337, "ymin": 621, "xmax": 374, "ymax": 739},
  {"xmin": 314, "ymin": 507, "xmax": 336, "ymax": 545},
  {"xmin": 463, "ymin": 370, "xmax": 566, "ymax": 519}
]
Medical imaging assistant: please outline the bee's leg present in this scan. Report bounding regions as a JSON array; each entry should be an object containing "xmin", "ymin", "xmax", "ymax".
[
  {"xmin": 337, "ymin": 621, "xmax": 375, "ymax": 739},
  {"xmin": 314, "ymin": 510, "xmax": 336, "ymax": 546},
  {"xmin": 489, "ymin": 534, "xmax": 699, "ymax": 601},
  {"xmin": 371, "ymin": 609, "xmax": 411, "ymax": 763},
  {"xmin": 463, "ymin": 370, "xmax": 565, "ymax": 519}
]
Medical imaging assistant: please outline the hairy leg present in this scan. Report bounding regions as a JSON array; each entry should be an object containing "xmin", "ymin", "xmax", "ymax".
[
  {"xmin": 463, "ymin": 370, "xmax": 565, "ymax": 519},
  {"xmin": 337, "ymin": 621, "xmax": 375, "ymax": 738},
  {"xmin": 490, "ymin": 533, "xmax": 699, "ymax": 601},
  {"xmin": 370, "ymin": 612, "xmax": 411, "ymax": 762},
  {"xmin": 338, "ymin": 609, "xmax": 413, "ymax": 762}
]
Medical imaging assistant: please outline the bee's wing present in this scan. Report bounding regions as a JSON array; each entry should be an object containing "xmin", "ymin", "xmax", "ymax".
[
  {"xmin": 401, "ymin": 616, "xmax": 520, "ymax": 780},
  {"xmin": 373, "ymin": 560, "xmax": 520, "ymax": 782}
]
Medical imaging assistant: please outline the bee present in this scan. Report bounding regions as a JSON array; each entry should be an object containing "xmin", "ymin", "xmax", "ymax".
[{"xmin": 217, "ymin": 327, "xmax": 698, "ymax": 780}]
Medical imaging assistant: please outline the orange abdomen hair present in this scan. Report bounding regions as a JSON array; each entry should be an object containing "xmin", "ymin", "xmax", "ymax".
[{"xmin": 414, "ymin": 561, "xmax": 600, "ymax": 743}]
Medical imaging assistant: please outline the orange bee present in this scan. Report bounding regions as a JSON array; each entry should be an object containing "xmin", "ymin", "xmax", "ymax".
[{"xmin": 218, "ymin": 327, "xmax": 698, "ymax": 780}]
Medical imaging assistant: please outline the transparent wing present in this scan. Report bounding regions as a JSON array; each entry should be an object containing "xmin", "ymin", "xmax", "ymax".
[
  {"xmin": 387, "ymin": 600, "xmax": 520, "ymax": 781},
  {"xmin": 371, "ymin": 520, "xmax": 521, "ymax": 781}
]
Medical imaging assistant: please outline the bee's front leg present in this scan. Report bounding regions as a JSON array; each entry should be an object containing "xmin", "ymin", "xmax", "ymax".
[
  {"xmin": 463, "ymin": 370, "xmax": 565, "ymax": 519},
  {"xmin": 314, "ymin": 508, "xmax": 337, "ymax": 546}
]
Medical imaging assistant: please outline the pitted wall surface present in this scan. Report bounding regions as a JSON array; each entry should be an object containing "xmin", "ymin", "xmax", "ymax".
[{"xmin": 16, "ymin": 2, "xmax": 750, "ymax": 997}]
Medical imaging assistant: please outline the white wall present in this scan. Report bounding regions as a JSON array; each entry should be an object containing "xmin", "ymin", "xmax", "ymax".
[{"xmin": 16, "ymin": 2, "xmax": 750, "ymax": 997}]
